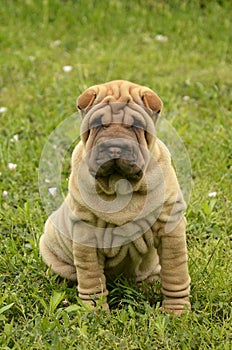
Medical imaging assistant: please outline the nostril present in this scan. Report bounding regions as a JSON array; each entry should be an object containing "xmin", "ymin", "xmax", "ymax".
[{"xmin": 108, "ymin": 147, "xmax": 122, "ymax": 158}]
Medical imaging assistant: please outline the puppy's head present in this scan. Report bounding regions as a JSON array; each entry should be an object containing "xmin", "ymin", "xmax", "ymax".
[
  {"xmin": 77, "ymin": 80, "xmax": 162, "ymax": 118},
  {"xmin": 77, "ymin": 81, "xmax": 163, "ymax": 182}
]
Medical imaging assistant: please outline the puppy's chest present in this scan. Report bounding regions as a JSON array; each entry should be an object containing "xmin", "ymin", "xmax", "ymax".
[
  {"xmin": 92, "ymin": 213, "xmax": 157, "ymax": 244},
  {"xmin": 97, "ymin": 221, "xmax": 160, "ymax": 268},
  {"xmin": 86, "ymin": 192, "xmax": 149, "ymax": 227}
]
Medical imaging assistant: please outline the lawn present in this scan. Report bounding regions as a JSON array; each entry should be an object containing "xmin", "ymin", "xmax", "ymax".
[{"xmin": 0, "ymin": 0, "xmax": 231, "ymax": 349}]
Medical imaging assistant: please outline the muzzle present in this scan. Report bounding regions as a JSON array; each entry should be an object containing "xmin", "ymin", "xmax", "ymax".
[{"xmin": 89, "ymin": 138, "xmax": 144, "ymax": 179}]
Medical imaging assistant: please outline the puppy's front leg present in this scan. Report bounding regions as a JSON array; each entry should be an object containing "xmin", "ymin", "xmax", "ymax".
[
  {"xmin": 159, "ymin": 217, "xmax": 191, "ymax": 315},
  {"xmin": 73, "ymin": 243, "xmax": 109, "ymax": 310}
]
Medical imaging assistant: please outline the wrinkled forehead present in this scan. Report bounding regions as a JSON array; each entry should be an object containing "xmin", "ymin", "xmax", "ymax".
[{"xmin": 80, "ymin": 102, "xmax": 157, "ymax": 136}]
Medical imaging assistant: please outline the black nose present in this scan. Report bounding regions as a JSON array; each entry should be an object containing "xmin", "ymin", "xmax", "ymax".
[
  {"xmin": 99, "ymin": 139, "xmax": 133, "ymax": 160},
  {"xmin": 107, "ymin": 146, "xmax": 122, "ymax": 158}
]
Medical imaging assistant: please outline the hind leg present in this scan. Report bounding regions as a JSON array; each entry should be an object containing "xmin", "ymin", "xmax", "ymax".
[{"xmin": 39, "ymin": 234, "xmax": 77, "ymax": 281}]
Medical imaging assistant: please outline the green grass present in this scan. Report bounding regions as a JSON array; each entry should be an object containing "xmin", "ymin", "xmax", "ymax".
[{"xmin": 0, "ymin": 0, "xmax": 231, "ymax": 349}]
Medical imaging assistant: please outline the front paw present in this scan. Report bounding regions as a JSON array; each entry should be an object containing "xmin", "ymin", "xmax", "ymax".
[
  {"xmin": 160, "ymin": 306, "xmax": 189, "ymax": 316},
  {"xmin": 161, "ymin": 298, "xmax": 191, "ymax": 316},
  {"xmin": 80, "ymin": 297, "xmax": 110, "ymax": 313}
]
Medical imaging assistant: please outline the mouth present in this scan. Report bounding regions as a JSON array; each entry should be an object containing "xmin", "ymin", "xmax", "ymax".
[
  {"xmin": 87, "ymin": 137, "xmax": 147, "ymax": 181},
  {"xmin": 89, "ymin": 158, "xmax": 143, "ymax": 180}
]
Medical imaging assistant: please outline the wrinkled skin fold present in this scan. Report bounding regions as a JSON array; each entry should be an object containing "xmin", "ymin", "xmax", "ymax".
[{"xmin": 39, "ymin": 80, "xmax": 191, "ymax": 315}]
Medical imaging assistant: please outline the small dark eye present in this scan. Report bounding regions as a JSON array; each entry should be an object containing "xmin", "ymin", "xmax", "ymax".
[
  {"xmin": 90, "ymin": 116, "xmax": 102, "ymax": 128},
  {"xmin": 133, "ymin": 119, "xmax": 145, "ymax": 129}
]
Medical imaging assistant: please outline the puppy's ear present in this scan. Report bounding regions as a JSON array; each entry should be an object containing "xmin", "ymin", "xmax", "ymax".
[
  {"xmin": 77, "ymin": 90, "xmax": 96, "ymax": 110},
  {"xmin": 142, "ymin": 92, "xmax": 163, "ymax": 114}
]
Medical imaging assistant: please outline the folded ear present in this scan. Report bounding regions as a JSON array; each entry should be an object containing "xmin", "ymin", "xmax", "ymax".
[
  {"xmin": 77, "ymin": 89, "xmax": 96, "ymax": 110},
  {"xmin": 142, "ymin": 91, "xmax": 163, "ymax": 114}
]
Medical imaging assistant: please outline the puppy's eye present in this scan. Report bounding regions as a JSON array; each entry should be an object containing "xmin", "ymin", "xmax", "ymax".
[
  {"xmin": 132, "ymin": 119, "xmax": 145, "ymax": 129},
  {"xmin": 89, "ymin": 117, "xmax": 102, "ymax": 128}
]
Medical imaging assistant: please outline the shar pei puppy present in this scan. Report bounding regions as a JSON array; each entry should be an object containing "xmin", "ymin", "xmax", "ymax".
[{"xmin": 39, "ymin": 80, "xmax": 191, "ymax": 315}]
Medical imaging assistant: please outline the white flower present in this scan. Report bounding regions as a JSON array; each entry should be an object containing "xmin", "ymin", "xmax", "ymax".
[
  {"xmin": 2, "ymin": 190, "xmax": 8, "ymax": 197},
  {"xmin": 183, "ymin": 96, "xmax": 190, "ymax": 101},
  {"xmin": 10, "ymin": 134, "xmax": 19, "ymax": 142},
  {"xmin": 8, "ymin": 163, "xmax": 17, "ymax": 170},
  {"xmin": 45, "ymin": 178, "xmax": 50, "ymax": 183},
  {"xmin": 63, "ymin": 65, "xmax": 73, "ymax": 72},
  {"xmin": 62, "ymin": 299, "xmax": 69, "ymax": 307},
  {"xmin": 0, "ymin": 107, "xmax": 7, "ymax": 113},
  {"xmin": 48, "ymin": 187, "xmax": 57, "ymax": 196},
  {"xmin": 51, "ymin": 40, "xmax": 61, "ymax": 47},
  {"xmin": 208, "ymin": 192, "xmax": 217, "ymax": 197},
  {"xmin": 155, "ymin": 34, "xmax": 168, "ymax": 42},
  {"xmin": 24, "ymin": 243, "xmax": 32, "ymax": 249},
  {"xmin": 28, "ymin": 56, "xmax": 36, "ymax": 62}
]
